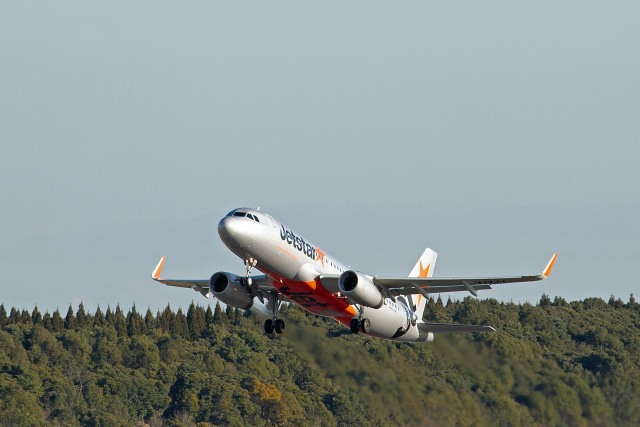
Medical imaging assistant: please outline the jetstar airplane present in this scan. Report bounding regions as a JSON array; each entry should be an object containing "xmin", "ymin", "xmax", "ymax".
[{"xmin": 151, "ymin": 208, "xmax": 557, "ymax": 343}]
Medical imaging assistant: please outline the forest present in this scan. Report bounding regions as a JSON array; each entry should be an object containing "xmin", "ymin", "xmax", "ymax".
[{"xmin": 1, "ymin": 294, "xmax": 639, "ymax": 426}]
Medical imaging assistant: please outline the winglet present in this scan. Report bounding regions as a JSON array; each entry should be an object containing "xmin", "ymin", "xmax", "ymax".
[
  {"xmin": 152, "ymin": 256, "xmax": 166, "ymax": 280},
  {"xmin": 542, "ymin": 253, "xmax": 557, "ymax": 278}
]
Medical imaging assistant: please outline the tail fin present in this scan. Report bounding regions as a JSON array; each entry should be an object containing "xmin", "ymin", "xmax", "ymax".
[{"xmin": 407, "ymin": 248, "xmax": 437, "ymax": 320}]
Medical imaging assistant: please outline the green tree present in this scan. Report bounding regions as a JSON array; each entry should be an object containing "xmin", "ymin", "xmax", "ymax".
[
  {"xmin": 76, "ymin": 302, "xmax": 86, "ymax": 328},
  {"xmin": 127, "ymin": 304, "xmax": 146, "ymax": 337},
  {"xmin": 51, "ymin": 309, "xmax": 64, "ymax": 332},
  {"xmin": 31, "ymin": 306, "xmax": 43, "ymax": 326},
  {"xmin": 65, "ymin": 304, "xmax": 77, "ymax": 329},
  {"xmin": 0, "ymin": 378, "xmax": 46, "ymax": 426},
  {"xmin": 174, "ymin": 308, "xmax": 189, "ymax": 339},
  {"xmin": 114, "ymin": 304, "xmax": 127, "ymax": 337},
  {"xmin": 94, "ymin": 305, "xmax": 105, "ymax": 327},
  {"xmin": 105, "ymin": 305, "xmax": 115, "ymax": 327},
  {"xmin": 8, "ymin": 307, "xmax": 20, "ymax": 324},
  {"xmin": 157, "ymin": 304, "xmax": 175, "ymax": 334},
  {"xmin": 187, "ymin": 303, "xmax": 205, "ymax": 340},
  {"xmin": 0, "ymin": 304, "xmax": 6, "ymax": 327},
  {"xmin": 144, "ymin": 308, "xmax": 156, "ymax": 331},
  {"xmin": 213, "ymin": 302, "xmax": 227, "ymax": 325},
  {"xmin": 42, "ymin": 311, "xmax": 52, "ymax": 330},
  {"xmin": 205, "ymin": 305, "xmax": 214, "ymax": 325}
]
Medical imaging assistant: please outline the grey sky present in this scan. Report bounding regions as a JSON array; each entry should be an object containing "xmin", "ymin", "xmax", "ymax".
[{"xmin": 1, "ymin": 2, "xmax": 638, "ymax": 314}]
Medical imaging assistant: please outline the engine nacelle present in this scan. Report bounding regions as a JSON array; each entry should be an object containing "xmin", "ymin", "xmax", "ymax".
[
  {"xmin": 209, "ymin": 272, "xmax": 253, "ymax": 310},
  {"xmin": 338, "ymin": 270, "xmax": 384, "ymax": 309}
]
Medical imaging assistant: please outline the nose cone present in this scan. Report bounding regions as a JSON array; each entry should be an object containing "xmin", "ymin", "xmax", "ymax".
[
  {"xmin": 218, "ymin": 216, "xmax": 238, "ymax": 242},
  {"xmin": 218, "ymin": 215, "xmax": 253, "ymax": 250}
]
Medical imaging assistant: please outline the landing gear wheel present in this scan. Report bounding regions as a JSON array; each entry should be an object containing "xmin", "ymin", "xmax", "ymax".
[
  {"xmin": 274, "ymin": 319, "xmax": 285, "ymax": 334},
  {"xmin": 264, "ymin": 319, "xmax": 274, "ymax": 334},
  {"xmin": 350, "ymin": 318, "xmax": 360, "ymax": 334},
  {"xmin": 360, "ymin": 318, "xmax": 371, "ymax": 334}
]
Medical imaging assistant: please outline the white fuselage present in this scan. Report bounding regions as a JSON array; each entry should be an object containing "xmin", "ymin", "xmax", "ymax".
[{"xmin": 218, "ymin": 208, "xmax": 432, "ymax": 342}]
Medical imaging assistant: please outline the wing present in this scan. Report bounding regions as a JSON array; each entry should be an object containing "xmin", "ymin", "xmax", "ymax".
[
  {"xmin": 376, "ymin": 253, "xmax": 557, "ymax": 297},
  {"xmin": 418, "ymin": 322, "xmax": 495, "ymax": 333},
  {"xmin": 150, "ymin": 256, "xmax": 275, "ymax": 297}
]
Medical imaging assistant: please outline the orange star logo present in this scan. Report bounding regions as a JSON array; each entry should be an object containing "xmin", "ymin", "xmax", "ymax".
[
  {"xmin": 315, "ymin": 247, "xmax": 325, "ymax": 268},
  {"xmin": 419, "ymin": 261, "xmax": 430, "ymax": 278}
]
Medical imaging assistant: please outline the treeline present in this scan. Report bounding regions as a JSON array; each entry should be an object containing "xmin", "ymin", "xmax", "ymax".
[{"xmin": 1, "ymin": 295, "xmax": 639, "ymax": 426}]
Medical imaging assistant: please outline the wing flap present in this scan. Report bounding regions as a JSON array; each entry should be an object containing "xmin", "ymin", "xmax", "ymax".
[
  {"xmin": 155, "ymin": 279, "xmax": 210, "ymax": 289},
  {"xmin": 391, "ymin": 284, "xmax": 493, "ymax": 296}
]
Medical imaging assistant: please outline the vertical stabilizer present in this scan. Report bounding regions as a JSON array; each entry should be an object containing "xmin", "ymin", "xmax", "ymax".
[{"xmin": 407, "ymin": 248, "xmax": 437, "ymax": 319}]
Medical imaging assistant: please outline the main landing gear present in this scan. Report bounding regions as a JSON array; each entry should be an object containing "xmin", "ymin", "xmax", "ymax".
[
  {"xmin": 264, "ymin": 318, "xmax": 285, "ymax": 334},
  {"xmin": 264, "ymin": 291, "xmax": 285, "ymax": 335},
  {"xmin": 350, "ymin": 318, "xmax": 371, "ymax": 334},
  {"xmin": 350, "ymin": 304, "xmax": 371, "ymax": 334}
]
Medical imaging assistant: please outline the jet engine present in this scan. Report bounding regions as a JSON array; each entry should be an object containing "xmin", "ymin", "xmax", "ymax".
[
  {"xmin": 209, "ymin": 272, "xmax": 253, "ymax": 310},
  {"xmin": 338, "ymin": 270, "xmax": 384, "ymax": 309}
]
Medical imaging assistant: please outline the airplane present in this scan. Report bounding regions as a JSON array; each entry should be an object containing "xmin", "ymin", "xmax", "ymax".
[{"xmin": 151, "ymin": 208, "xmax": 557, "ymax": 343}]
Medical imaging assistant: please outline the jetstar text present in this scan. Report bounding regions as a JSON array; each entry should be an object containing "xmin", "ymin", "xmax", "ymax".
[{"xmin": 280, "ymin": 225, "xmax": 317, "ymax": 261}]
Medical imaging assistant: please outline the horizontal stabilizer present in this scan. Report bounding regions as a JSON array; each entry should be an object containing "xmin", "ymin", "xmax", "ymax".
[{"xmin": 418, "ymin": 322, "xmax": 495, "ymax": 334}]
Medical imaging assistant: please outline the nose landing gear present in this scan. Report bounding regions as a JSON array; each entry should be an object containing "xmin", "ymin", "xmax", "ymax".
[{"xmin": 243, "ymin": 258, "xmax": 257, "ymax": 286}]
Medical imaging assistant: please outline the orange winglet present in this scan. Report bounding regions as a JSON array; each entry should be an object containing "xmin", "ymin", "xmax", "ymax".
[
  {"xmin": 543, "ymin": 253, "xmax": 557, "ymax": 277},
  {"xmin": 152, "ymin": 256, "xmax": 166, "ymax": 279}
]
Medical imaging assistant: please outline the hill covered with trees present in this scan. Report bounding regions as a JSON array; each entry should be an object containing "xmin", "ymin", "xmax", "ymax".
[{"xmin": 1, "ymin": 294, "xmax": 639, "ymax": 426}]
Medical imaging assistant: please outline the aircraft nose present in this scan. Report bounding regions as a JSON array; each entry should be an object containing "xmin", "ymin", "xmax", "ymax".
[
  {"xmin": 218, "ymin": 216, "xmax": 239, "ymax": 240},
  {"xmin": 218, "ymin": 214, "xmax": 255, "ymax": 250}
]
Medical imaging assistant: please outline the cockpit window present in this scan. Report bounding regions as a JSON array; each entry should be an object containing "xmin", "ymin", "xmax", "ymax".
[{"xmin": 229, "ymin": 210, "xmax": 260, "ymax": 222}]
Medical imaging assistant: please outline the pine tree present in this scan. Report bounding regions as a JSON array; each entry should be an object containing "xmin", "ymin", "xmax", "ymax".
[
  {"xmin": 32, "ymin": 306, "xmax": 43, "ymax": 326},
  {"xmin": 225, "ymin": 305, "xmax": 235, "ymax": 323},
  {"xmin": 144, "ymin": 308, "xmax": 156, "ymax": 330},
  {"xmin": 105, "ymin": 306, "xmax": 115, "ymax": 327},
  {"xmin": 20, "ymin": 309, "xmax": 32, "ymax": 324},
  {"xmin": 51, "ymin": 309, "xmax": 64, "ymax": 332},
  {"xmin": 42, "ymin": 312, "xmax": 52, "ymax": 330},
  {"xmin": 127, "ymin": 304, "xmax": 146, "ymax": 337},
  {"xmin": 114, "ymin": 304, "xmax": 127, "ymax": 337},
  {"xmin": 174, "ymin": 308, "xmax": 189, "ymax": 339},
  {"xmin": 65, "ymin": 304, "xmax": 77, "ymax": 329},
  {"xmin": 76, "ymin": 302, "xmax": 86, "ymax": 328},
  {"xmin": 213, "ymin": 301, "xmax": 228, "ymax": 325},
  {"xmin": 187, "ymin": 302, "xmax": 205, "ymax": 340},
  {"xmin": 205, "ymin": 305, "xmax": 214, "ymax": 325},
  {"xmin": 540, "ymin": 293, "xmax": 551, "ymax": 307},
  {"xmin": 8, "ymin": 307, "xmax": 20, "ymax": 324},
  {"xmin": 157, "ymin": 304, "xmax": 174, "ymax": 333},
  {"xmin": 94, "ymin": 305, "xmax": 105, "ymax": 327},
  {"xmin": 0, "ymin": 304, "xmax": 6, "ymax": 327}
]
